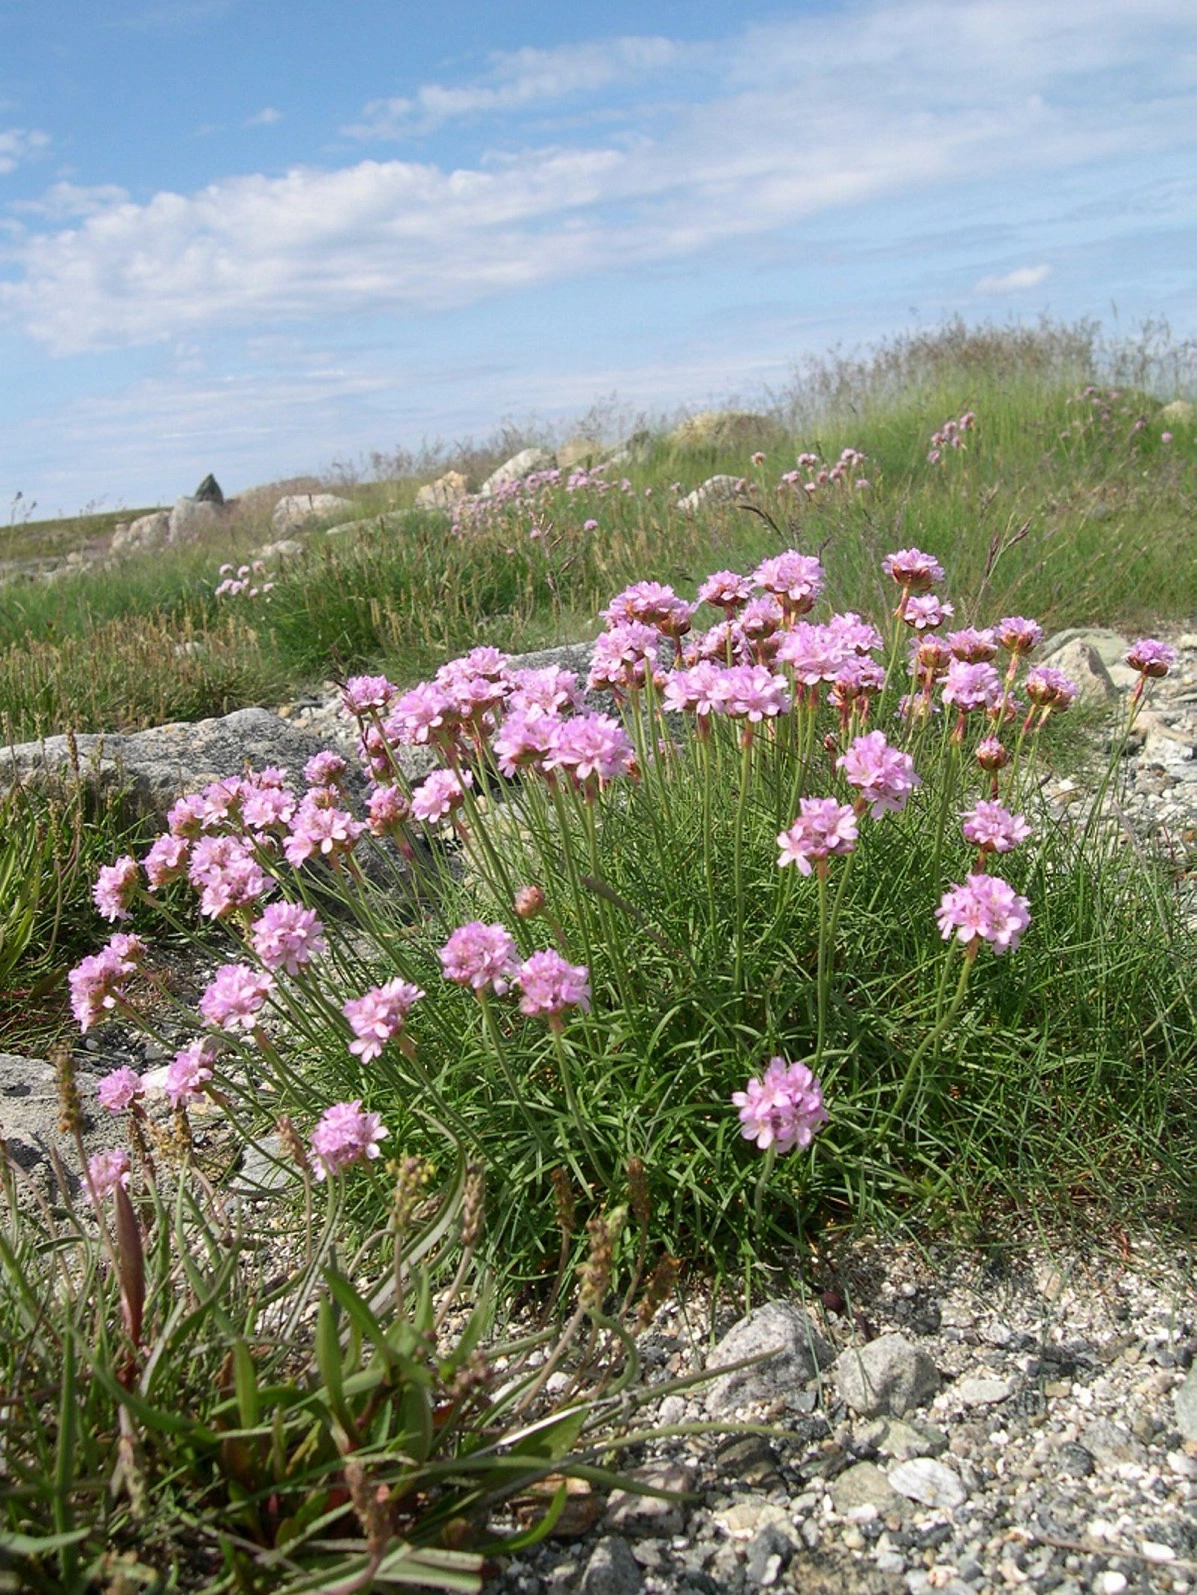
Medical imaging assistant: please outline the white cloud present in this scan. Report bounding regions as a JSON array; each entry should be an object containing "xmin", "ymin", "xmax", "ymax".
[
  {"xmin": 343, "ymin": 36, "xmax": 685, "ymax": 139},
  {"xmin": 11, "ymin": 181, "xmax": 131, "ymax": 220},
  {"xmin": 975, "ymin": 264, "xmax": 1052, "ymax": 295},
  {"xmin": 0, "ymin": 127, "xmax": 51, "ymax": 176},
  {"xmin": 2, "ymin": 0, "xmax": 1195, "ymax": 354},
  {"xmin": 245, "ymin": 107, "xmax": 283, "ymax": 127}
]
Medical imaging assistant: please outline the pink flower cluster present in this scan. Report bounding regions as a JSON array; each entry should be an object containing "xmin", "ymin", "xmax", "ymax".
[
  {"xmin": 733, "ymin": 1057, "xmax": 828, "ymax": 1153},
  {"xmin": 68, "ymin": 932, "xmax": 144, "ymax": 1032},
  {"xmin": 439, "ymin": 922, "xmax": 520, "ymax": 995},
  {"xmin": 837, "ymin": 731, "xmax": 920, "ymax": 818},
  {"xmin": 343, "ymin": 979, "xmax": 425, "ymax": 1061},
  {"xmin": 516, "ymin": 950, "xmax": 591, "ymax": 1019},
  {"xmin": 936, "ymin": 874, "xmax": 1031, "ymax": 954},
  {"xmin": 309, "ymin": 1100, "xmax": 388, "ymax": 1180},
  {"xmin": 777, "ymin": 799, "xmax": 859, "ymax": 875}
]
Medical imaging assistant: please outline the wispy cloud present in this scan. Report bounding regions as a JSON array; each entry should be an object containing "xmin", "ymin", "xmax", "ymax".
[
  {"xmin": 0, "ymin": 127, "xmax": 51, "ymax": 176},
  {"xmin": 343, "ymin": 36, "xmax": 686, "ymax": 139},
  {"xmin": 245, "ymin": 106, "xmax": 283, "ymax": 127},
  {"xmin": 975, "ymin": 264, "xmax": 1052, "ymax": 295},
  {"xmin": 3, "ymin": 0, "xmax": 1194, "ymax": 355},
  {"xmin": 10, "ymin": 182, "xmax": 131, "ymax": 221}
]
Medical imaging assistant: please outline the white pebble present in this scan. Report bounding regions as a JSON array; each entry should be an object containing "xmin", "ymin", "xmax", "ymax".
[
  {"xmin": 1140, "ymin": 1541, "xmax": 1176, "ymax": 1563},
  {"xmin": 1094, "ymin": 1574, "xmax": 1128, "ymax": 1595}
]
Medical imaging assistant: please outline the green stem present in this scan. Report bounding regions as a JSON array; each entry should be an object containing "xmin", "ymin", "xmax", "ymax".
[
  {"xmin": 885, "ymin": 943, "xmax": 975, "ymax": 1131},
  {"xmin": 549, "ymin": 1025, "xmax": 608, "ymax": 1187},
  {"xmin": 732, "ymin": 732, "xmax": 754, "ymax": 996}
]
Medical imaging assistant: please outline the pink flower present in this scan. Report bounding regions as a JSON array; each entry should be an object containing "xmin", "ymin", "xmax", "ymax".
[
  {"xmin": 166, "ymin": 794, "xmax": 207, "ymax": 840},
  {"xmin": 826, "ymin": 611, "xmax": 884, "ymax": 655},
  {"xmin": 343, "ymin": 979, "xmax": 425, "ymax": 1061},
  {"xmin": 507, "ymin": 666, "xmax": 582, "ymax": 716},
  {"xmin": 838, "ymin": 731, "xmax": 920, "ymax": 817},
  {"xmin": 493, "ymin": 709, "xmax": 560, "ymax": 778},
  {"xmin": 941, "ymin": 660, "xmax": 1002, "ymax": 713},
  {"xmin": 283, "ymin": 795, "xmax": 364, "ymax": 867},
  {"xmin": 1024, "ymin": 667, "xmax": 1078, "ymax": 710},
  {"xmin": 975, "ymin": 736, "xmax": 1010, "ymax": 773},
  {"xmin": 200, "ymin": 963, "xmax": 274, "ymax": 1032},
  {"xmin": 733, "ymin": 1057, "xmax": 828, "ymax": 1153},
  {"xmin": 883, "ymin": 547, "xmax": 945, "ymax": 591},
  {"xmin": 93, "ymin": 856, "xmax": 139, "ymax": 922},
  {"xmin": 1126, "ymin": 638, "xmax": 1176, "ymax": 678},
  {"xmin": 828, "ymin": 657, "xmax": 888, "ymax": 714},
  {"xmin": 366, "ymin": 784, "xmax": 411, "ymax": 836},
  {"xmin": 87, "ymin": 1148, "xmax": 131, "ymax": 1200},
  {"xmin": 698, "ymin": 570, "xmax": 754, "ymax": 614},
  {"xmin": 188, "ymin": 834, "xmax": 272, "ymax": 919},
  {"xmin": 143, "ymin": 832, "xmax": 190, "ymax": 888},
  {"xmin": 411, "ymin": 768, "xmax": 471, "ymax": 824},
  {"xmin": 516, "ymin": 950, "xmax": 591, "ymax": 1019},
  {"xmin": 777, "ymin": 799, "xmax": 859, "ymax": 875},
  {"xmin": 752, "ymin": 551, "xmax": 824, "ymax": 614},
  {"xmin": 251, "ymin": 902, "xmax": 327, "ymax": 974},
  {"xmin": 777, "ymin": 623, "xmax": 851, "ymax": 686},
  {"xmin": 544, "ymin": 713, "xmax": 635, "ymax": 791},
  {"xmin": 304, "ymin": 750, "xmax": 348, "ymax": 789},
  {"xmin": 68, "ymin": 941, "xmax": 138, "ymax": 1032},
  {"xmin": 439, "ymin": 921, "xmax": 520, "ymax": 995},
  {"xmin": 936, "ymin": 873, "xmax": 1031, "ymax": 954},
  {"xmin": 661, "ymin": 661, "xmax": 725, "ymax": 718},
  {"xmin": 946, "ymin": 627, "xmax": 998, "ymax": 663},
  {"xmin": 587, "ymin": 623, "xmax": 662, "ymax": 693},
  {"xmin": 903, "ymin": 594, "xmax": 955, "ymax": 631},
  {"xmin": 341, "ymin": 675, "xmax": 397, "ymax": 717},
  {"xmin": 715, "ymin": 664, "xmax": 791, "ymax": 721},
  {"xmin": 165, "ymin": 1040, "xmax": 216, "ymax": 1107},
  {"xmin": 385, "ymin": 682, "xmax": 454, "ymax": 746},
  {"xmin": 309, "ymin": 1100, "xmax": 388, "ymax": 1181},
  {"xmin": 996, "ymin": 617, "xmax": 1043, "ymax": 654},
  {"xmin": 97, "ymin": 1066, "xmax": 144, "ymax": 1113},
  {"xmin": 241, "ymin": 784, "xmax": 298, "ymax": 832},
  {"xmin": 962, "ymin": 801, "xmax": 1031, "ymax": 853}
]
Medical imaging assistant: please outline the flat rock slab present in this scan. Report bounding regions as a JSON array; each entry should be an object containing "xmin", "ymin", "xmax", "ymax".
[
  {"xmin": 2, "ymin": 707, "xmax": 336, "ymax": 816},
  {"xmin": 704, "ymin": 1299, "xmax": 833, "ymax": 1415}
]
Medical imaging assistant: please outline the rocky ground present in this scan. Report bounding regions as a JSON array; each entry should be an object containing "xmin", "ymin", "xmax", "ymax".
[{"xmin": 482, "ymin": 1234, "xmax": 1196, "ymax": 1595}]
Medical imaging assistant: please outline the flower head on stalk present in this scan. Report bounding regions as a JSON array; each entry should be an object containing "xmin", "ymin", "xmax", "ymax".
[
  {"xmin": 93, "ymin": 855, "xmax": 139, "ymax": 922},
  {"xmin": 516, "ymin": 950, "xmax": 591, "ymax": 1024},
  {"xmin": 411, "ymin": 768, "xmax": 471, "ymax": 825},
  {"xmin": 903, "ymin": 594, "xmax": 955, "ymax": 632},
  {"xmin": 697, "ymin": 569, "xmax": 754, "ymax": 615},
  {"xmin": 777, "ymin": 799, "xmax": 858, "ymax": 875},
  {"xmin": 752, "ymin": 551, "xmax": 824, "ymax": 616},
  {"xmin": 97, "ymin": 1066, "xmax": 144, "ymax": 1113},
  {"xmin": 309, "ymin": 1101, "xmax": 388, "ymax": 1181},
  {"xmin": 883, "ymin": 547, "xmax": 945, "ymax": 593},
  {"xmin": 165, "ymin": 1040, "xmax": 216, "ymax": 1107},
  {"xmin": 200, "ymin": 963, "xmax": 274, "ymax": 1032},
  {"xmin": 962, "ymin": 801, "xmax": 1031, "ymax": 854},
  {"xmin": 936, "ymin": 873, "xmax": 1031, "ymax": 954},
  {"xmin": 733, "ymin": 1057, "xmax": 828, "ymax": 1152},
  {"xmin": 838, "ymin": 731, "xmax": 921, "ymax": 818},
  {"xmin": 1024, "ymin": 667, "xmax": 1079, "ymax": 713},
  {"xmin": 251, "ymin": 903, "xmax": 327, "ymax": 974},
  {"xmin": 997, "ymin": 617, "xmax": 1043, "ymax": 655},
  {"xmin": 87, "ymin": 1148, "xmax": 131, "ymax": 1201},
  {"xmin": 439, "ymin": 922, "xmax": 520, "ymax": 995},
  {"xmin": 343, "ymin": 979, "xmax": 425, "ymax": 1062},
  {"xmin": 1126, "ymin": 638, "xmax": 1176, "ymax": 679},
  {"xmin": 68, "ymin": 935, "xmax": 142, "ymax": 1032}
]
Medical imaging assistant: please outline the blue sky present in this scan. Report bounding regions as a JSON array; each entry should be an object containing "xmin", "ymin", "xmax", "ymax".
[{"xmin": 1, "ymin": 0, "xmax": 1194, "ymax": 515}]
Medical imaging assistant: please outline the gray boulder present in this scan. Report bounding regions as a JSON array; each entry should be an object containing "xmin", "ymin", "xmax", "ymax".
[
  {"xmin": 0, "ymin": 1051, "xmax": 124, "ymax": 1191},
  {"xmin": 167, "ymin": 496, "xmax": 223, "ymax": 544},
  {"xmin": 110, "ymin": 510, "xmax": 170, "ymax": 555},
  {"xmin": 478, "ymin": 447, "xmax": 555, "ymax": 498},
  {"xmin": 704, "ymin": 1300, "xmax": 833, "ymax": 1415},
  {"xmin": 676, "ymin": 474, "xmax": 744, "ymax": 517},
  {"xmin": 414, "ymin": 470, "xmax": 470, "ymax": 511},
  {"xmin": 833, "ymin": 1333, "xmax": 941, "ymax": 1417},
  {"xmin": 1040, "ymin": 628, "xmax": 1138, "ymax": 697},
  {"xmin": 272, "ymin": 493, "xmax": 356, "ymax": 535},
  {"xmin": 1, "ymin": 707, "xmax": 337, "ymax": 816}
]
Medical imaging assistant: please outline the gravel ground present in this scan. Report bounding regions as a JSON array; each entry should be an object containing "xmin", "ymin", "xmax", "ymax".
[{"xmin": 487, "ymin": 1233, "xmax": 1196, "ymax": 1595}]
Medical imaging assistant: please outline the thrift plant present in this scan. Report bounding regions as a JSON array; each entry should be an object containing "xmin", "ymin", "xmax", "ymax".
[{"xmin": 61, "ymin": 543, "xmax": 1194, "ymax": 1277}]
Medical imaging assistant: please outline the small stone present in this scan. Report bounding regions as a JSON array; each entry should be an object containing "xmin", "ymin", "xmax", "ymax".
[
  {"xmin": 1140, "ymin": 1542, "xmax": 1177, "ymax": 1564},
  {"xmin": 953, "ymin": 1377, "xmax": 1013, "ymax": 1407},
  {"xmin": 704, "ymin": 1300, "xmax": 832, "ymax": 1415},
  {"xmin": 1175, "ymin": 1363, "xmax": 1197, "ymax": 1441},
  {"xmin": 605, "ymin": 1463, "xmax": 695, "ymax": 1535},
  {"xmin": 1044, "ymin": 1380, "xmax": 1072, "ymax": 1399},
  {"xmin": 1056, "ymin": 1442, "xmax": 1095, "ymax": 1477},
  {"xmin": 715, "ymin": 1435, "xmax": 781, "ymax": 1485},
  {"xmin": 887, "ymin": 1457, "xmax": 968, "ymax": 1509},
  {"xmin": 579, "ymin": 1534, "xmax": 643, "ymax": 1595},
  {"xmin": 1167, "ymin": 1448, "xmax": 1197, "ymax": 1479},
  {"xmin": 744, "ymin": 1523, "xmax": 794, "ymax": 1586},
  {"xmin": 834, "ymin": 1334, "xmax": 941, "ymax": 1417},
  {"xmin": 829, "ymin": 1461, "xmax": 902, "ymax": 1517},
  {"xmin": 1093, "ymin": 1573, "xmax": 1128, "ymax": 1595}
]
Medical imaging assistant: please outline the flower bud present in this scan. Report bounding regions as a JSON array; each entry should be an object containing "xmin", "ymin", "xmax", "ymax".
[{"xmin": 514, "ymin": 884, "xmax": 546, "ymax": 919}]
